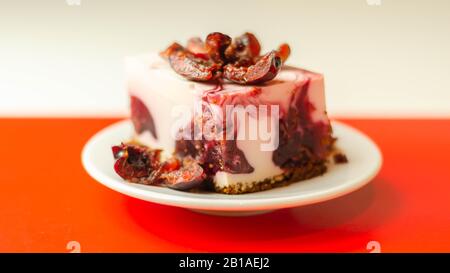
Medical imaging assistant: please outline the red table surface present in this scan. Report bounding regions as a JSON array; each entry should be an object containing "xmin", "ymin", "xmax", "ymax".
[{"xmin": 0, "ymin": 118, "xmax": 449, "ymax": 253}]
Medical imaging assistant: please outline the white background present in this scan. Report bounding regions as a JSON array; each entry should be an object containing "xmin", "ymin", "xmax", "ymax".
[{"xmin": 1, "ymin": 0, "xmax": 449, "ymax": 117}]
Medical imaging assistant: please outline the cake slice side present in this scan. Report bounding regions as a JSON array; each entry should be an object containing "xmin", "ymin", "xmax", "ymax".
[{"xmin": 125, "ymin": 53, "xmax": 334, "ymax": 193}]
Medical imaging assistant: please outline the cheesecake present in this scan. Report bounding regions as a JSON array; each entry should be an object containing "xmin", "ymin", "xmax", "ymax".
[{"xmin": 112, "ymin": 32, "xmax": 342, "ymax": 194}]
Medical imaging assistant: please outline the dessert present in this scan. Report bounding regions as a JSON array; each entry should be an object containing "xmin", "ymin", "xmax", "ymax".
[{"xmin": 112, "ymin": 32, "xmax": 343, "ymax": 194}]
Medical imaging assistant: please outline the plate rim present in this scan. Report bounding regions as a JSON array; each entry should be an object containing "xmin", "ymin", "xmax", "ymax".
[{"xmin": 81, "ymin": 120, "xmax": 382, "ymax": 211}]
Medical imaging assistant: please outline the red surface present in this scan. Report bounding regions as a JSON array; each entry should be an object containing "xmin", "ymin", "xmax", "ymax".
[{"xmin": 0, "ymin": 118, "xmax": 449, "ymax": 253}]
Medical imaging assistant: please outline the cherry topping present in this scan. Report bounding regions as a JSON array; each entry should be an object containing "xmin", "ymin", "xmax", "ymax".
[
  {"xmin": 161, "ymin": 32, "xmax": 290, "ymax": 85},
  {"xmin": 168, "ymin": 49, "xmax": 221, "ymax": 82},
  {"xmin": 223, "ymin": 51, "xmax": 281, "ymax": 84},
  {"xmin": 224, "ymin": 32, "xmax": 261, "ymax": 63},
  {"xmin": 276, "ymin": 43, "xmax": 291, "ymax": 63},
  {"xmin": 205, "ymin": 32, "xmax": 232, "ymax": 64}
]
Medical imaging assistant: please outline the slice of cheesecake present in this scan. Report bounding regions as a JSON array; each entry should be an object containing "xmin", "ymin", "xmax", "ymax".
[
  {"xmin": 124, "ymin": 53, "xmax": 334, "ymax": 193},
  {"xmin": 112, "ymin": 32, "xmax": 339, "ymax": 194}
]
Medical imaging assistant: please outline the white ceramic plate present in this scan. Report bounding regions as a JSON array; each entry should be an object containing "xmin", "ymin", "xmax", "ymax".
[{"xmin": 82, "ymin": 120, "xmax": 382, "ymax": 216}]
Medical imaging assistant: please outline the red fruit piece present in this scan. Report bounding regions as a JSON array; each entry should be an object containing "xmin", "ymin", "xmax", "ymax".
[
  {"xmin": 162, "ymin": 157, "xmax": 206, "ymax": 190},
  {"xmin": 130, "ymin": 96, "xmax": 158, "ymax": 139},
  {"xmin": 223, "ymin": 51, "xmax": 281, "ymax": 84},
  {"xmin": 225, "ymin": 32, "xmax": 261, "ymax": 63},
  {"xmin": 112, "ymin": 143, "xmax": 207, "ymax": 191},
  {"xmin": 205, "ymin": 32, "xmax": 232, "ymax": 64},
  {"xmin": 168, "ymin": 49, "xmax": 220, "ymax": 82},
  {"xmin": 112, "ymin": 144, "xmax": 161, "ymax": 183},
  {"xmin": 245, "ymin": 51, "xmax": 281, "ymax": 83},
  {"xmin": 222, "ymin": 65, "xmax": 247, "ymax": 84},
  {"xmin": 161, "ymin": 32, "xmax": 289, "ymax": 85},
  {"xmin": 276, "ymin": 43, "xmax": 291, "ymax": 63},
  {"xmin": 222, "ymin": 140, "xmax": 255, "ymax": 174}
]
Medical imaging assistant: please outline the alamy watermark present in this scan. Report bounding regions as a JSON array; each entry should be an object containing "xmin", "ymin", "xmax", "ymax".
[
  {"xmin": 171, "ymin": 101, "xmax": 280, "ymax": 152},
  {"xmin": 66, "ymin": 0, "xmax": 81, "ymax": 6},
  {"xmin": 66, "ymin": 241, "xmax": 81, "ymax": 253},
  {"xmin": 367, "ymin": 241, "xmax": 381, "ymax": 253},
  {"xmin": 366, "ymin": 0, "xmax": 382, "ymax": 6}
]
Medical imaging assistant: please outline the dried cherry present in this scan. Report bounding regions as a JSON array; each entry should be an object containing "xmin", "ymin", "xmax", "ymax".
[
  {"xmin": 162, "ymin": 157, "xmax": 206, "ymax": 190},
  {"xmin": 112, "ymin": 144, "xmax": 161, "ymax": 182},
  {"xmin": 168, "ymin": 50, "xmax": 220, "ymax": 81},
  {"xmin": 224, "ymin": 32, "xmax": 261, "ymax": 63},
  {"xmin": 276, "ymin": 43, "xmax": 291, "ymax": 63},
  {"xmin": 223, "ymin": 51, "xmax": 281, "ymax": 84},
  {"xmin": 161, "ymin": 32, "xmax": 290, "ymax": 85},
  {"xmin": 112, "ymin": 144, "xmax": 207, "ymax": 190},
  {"xmin": 205, "ymin": 32, "xmax": 232, "ymax": 64}
]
